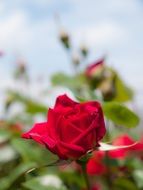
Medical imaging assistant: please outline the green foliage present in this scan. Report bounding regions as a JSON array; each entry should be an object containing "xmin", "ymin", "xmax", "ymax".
[
  {"xmin": 0, "ymin": 162, "xmax": 36, "ymax": 190},
  {"xmin": 51, "ymin": 72, "xmax": 99, "ymax": 100},
  {"xmin": 12, "ymin": 138, "xmax": 43, "ymax": 163},
  {"xmin": 51, "ymin": 73, "xmax": 86, "ymax": 91},
  {"xmin": 12, "ymin": 138, "xmax": 56, "ymax": 164},
  {"xmin": 23, "ymin": 175, "xmax": 67, "ymax": 190},
  {"xmin": 133, "ymin": 170, "xmax": 143, "ymax": 188},
  {"xmin": 59, "ymin": 171, "xmax": 86, "ymax": 189},
  {"xmin": 103, "ymin": 102, "xmax": 140, "ymax": 128},
  {"xmin": 113, "ymin": 74, "xmax": 133, "ymax": 102},
  {"xmin": 25, "ymin": 101, "xmax": 47, "ymax": 114},
  {"xmin": 5, "ymin": 91, "xmax": 47, "ymax": 115},
  {"xmin": 0, "ymin": 130, "xmax": 11, "ymax": 143},
  {"xmin": 113, "ymin": 177, "xmax": 138, "ymax": 190}
]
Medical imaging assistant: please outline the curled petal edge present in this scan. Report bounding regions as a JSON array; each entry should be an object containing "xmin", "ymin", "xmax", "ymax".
[{"xmin": 98, "ymin": 142, "xmax": 139, "ymax": 151}]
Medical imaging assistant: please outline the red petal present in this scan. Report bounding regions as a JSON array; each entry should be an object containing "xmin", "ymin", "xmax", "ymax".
[
  {"xmin": 22, "ymin": 122, "xmax": 48, "ymax": 145},
  {"xmin": 54, "ymin": 94, "xmax": 78, "ymax": 109},
  {"xmin": 57, "ymin": 141, "xmax": 85, "ymax": 159}
]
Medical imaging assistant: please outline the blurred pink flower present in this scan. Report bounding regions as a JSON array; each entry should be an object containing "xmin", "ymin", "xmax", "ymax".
[{"xmin": 0, "ymin": 51, "xmax": 4, "ymax": 57}]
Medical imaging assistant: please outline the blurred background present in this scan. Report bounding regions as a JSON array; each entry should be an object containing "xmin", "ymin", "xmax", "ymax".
[
  {"xmin": 0, "ymin": 0, "xmax": 143, "ymax": 117},
  {"xmin": 0, "ymin": 1, "xmax": 143, "ymax": 190}
]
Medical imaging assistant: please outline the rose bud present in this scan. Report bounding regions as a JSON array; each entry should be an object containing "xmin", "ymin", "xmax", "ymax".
[
  {"xmin": 72, "ymin": 52, "xmax": 81, "ymax": 66},
  {"xmin": 80, "ymin": 44, "xmax": 88, "ymax": 57},
  {"xmin": 86, "ymin": 58, "xmax": 105, "ymax": 78},
  {"xmin": 22, "ymin": 94, "xmax": 106, "ymax": 160},
  {"xmin": 59, "ymin": 29, "xmax": 70, "ymax": 49},
  {"xmin": 5, "ymin": 95, "xmax": 14, "ymax": 111},
  {"xmin": 99, "ymin": 74, "xmax": 116, "ymax": 101},
  {"xmin": 85, "ymin": 58, "xmax": 106, "ymax": 90},
  {"xmin": 19, "ymin": 63, "xmax": 26, "ymax": 74},
  {"xmin": 16, "ymin": 58, "xmax": 27, "ymax": 74}
]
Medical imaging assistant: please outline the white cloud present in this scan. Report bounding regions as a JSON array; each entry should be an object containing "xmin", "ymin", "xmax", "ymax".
[
  {"xmin": 0, "ymin": 1, "xmax": 5, "ymax": 13},
  {"xmin": 6, "ymin": 0, "xmax": 52, "ymax": 8},
  {"xmin": 31, "ymin": 0, "xmax": 51, "ymax": 7},
  {"xmin": 69, "ymin": 0, "xmax": 140, "ymax": 14},
  {"xmin": 0, "ymin": 10, "xmax": 56, "ymax": 52},
  {"xmin": 0, "ymin": 11, "xmax": 30, "ymax": 50},
  {"xmin": 72, "ymin": 21, "xmax": 125, "ymax": 48},
  {"xmin": 107, "ymin": 0, "xmax": 140, "ymax": 13}
]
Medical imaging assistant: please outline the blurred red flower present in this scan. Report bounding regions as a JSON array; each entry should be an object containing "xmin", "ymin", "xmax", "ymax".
[
  {"xmin": 92, "ymin": 184, "xmax": 101, "ymax": 190},
  {"xmin": 108, "ymin": 134, "xmax": 134, "ymax": 159},
  {"xmin": 86, "ymin": 151, "xmax": 106, "ymax": 175},
  {"xmin": 87, "ymin": 134, "xmax": 143, "ymax": 177},
  {"xmin": 108, "ymin": 134, "xmax": 143, "ymax": 159}
]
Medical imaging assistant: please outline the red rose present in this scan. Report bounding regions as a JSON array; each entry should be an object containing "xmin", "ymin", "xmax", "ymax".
[
  {"xmin": 22, "ymin": 94, "xmax": 106, "ymax": 159},
  {"xmin": 86, "ymin": 151, "xmax": 106, "ymax": 175},
  {"xmin": 86, "ymin": 58, "xmax": 105, "ymax": 78}
]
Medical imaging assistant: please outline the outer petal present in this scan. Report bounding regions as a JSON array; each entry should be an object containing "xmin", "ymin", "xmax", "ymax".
[
  {"xmin": 42, "ymin": 137, "xmax": 85, "ymax": 159},
  {"xmin": 22, "ymin": 122, "xmax": 48, "ymax": 145},
  {"xmin": 54, "ymin": 94, "xmax": 78, "ymax": 109},
  {"xmin": 95, "ymin": 105, "xmax": 106, "ymax": 142},
  {"xmin": 78, "ymin": 101, "xmax": 101, "ymax": 113},
  {"xmin": 41, "ymin": 135, "xmax": 57, "ymax": 155},
  {"xmin": 57, "ymin": 141, "xmax": 85, "ymax": 159},
  {"xmin": 47, "ymin": 108, "xmax": 61, "ymax": 140},
  {"xmin": 83, "ymin": 101, "xmax": 106, "ymax": 143}
]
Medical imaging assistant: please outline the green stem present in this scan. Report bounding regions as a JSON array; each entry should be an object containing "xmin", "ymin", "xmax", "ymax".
[
  {"xmin": 105, "ymin": 152, "xmax": 113, "ymax": 189},
  {"xmin": 81, "ymin": 164, "xmax": 91, "ymax": 190}
]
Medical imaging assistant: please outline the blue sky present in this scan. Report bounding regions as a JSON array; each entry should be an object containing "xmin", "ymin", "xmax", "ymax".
[{"xmin": 0, "ymin": 0, "xmax": 143, "ymax": 102}]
